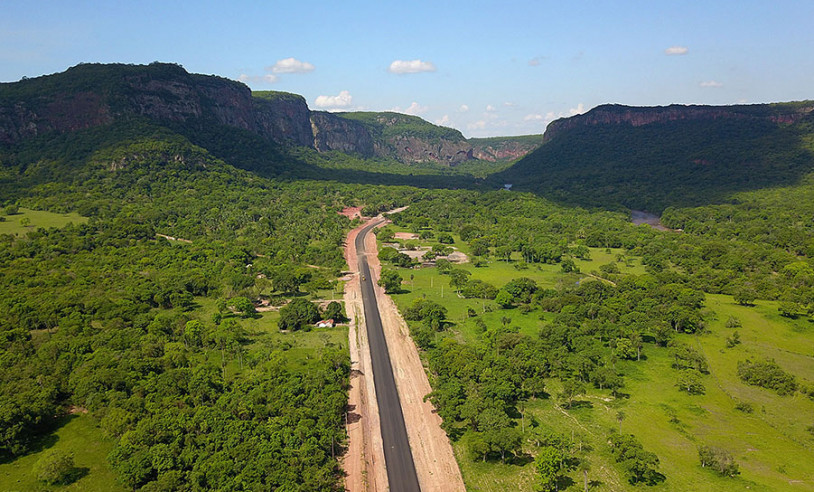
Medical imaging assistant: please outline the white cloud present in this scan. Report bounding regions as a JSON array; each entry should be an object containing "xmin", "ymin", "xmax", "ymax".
[
  {"xmin": 504, "ymin": 102, "xmax": 515, "ymax": 107},
  {"xmin": 238, "ymin": 73, "xmax": 278, "ymax": 84},
  {"xmin": 524, "ymin": 114, "xmax": 544, "ymax": 121},
  {"xmin": 435, "ymin": 115, "xmax": 451, "ymax": 126},
  {"xmin": 569, "ymin": 103, "xmax": 586, "ymax": 115},
  {"xmin": 269, "ymin": 57, "xmax": 315, "ymax": 74},
  {"xmin": 665, "ymin": 46, "xmax": 689, "ymax": 55},
  {"xmin": 396, "ymin": 101, "xmax": 428, "ymax": 115},
  {"xmin": 486, "ymin": 104, "xmax": 496, "ymax": 112},
  {"xmin": 314, "ymin": 90, "xmax": 353, "ymax": 109},
  {"xmin": 528, "ymin": 57, "xmax": 543, "ymax": 66},
  {"xmin": 700, "ymin": 80, "xmax": 723, "ymax": 88},
  {"xmin": 467, "ymin": 120, "xmax": 487, "ymax": 130},
  {"xmin": 458, "ymin": 104, "xmax": 469, "ymax": 112},
  {"xmin": 388, "ymin": 59, "xmax": 436, "ymax": 74}
]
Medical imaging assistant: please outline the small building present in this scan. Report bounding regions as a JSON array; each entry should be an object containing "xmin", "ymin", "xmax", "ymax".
[{"xmin": 316, "ymin": 319, "xmax": 335, "ymax": 328}]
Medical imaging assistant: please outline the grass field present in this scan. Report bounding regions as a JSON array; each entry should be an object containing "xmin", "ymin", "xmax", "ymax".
[
  {"xmin": 0, "ymin": 415, "xmax": 123, "ymax": 492},
  {"xmin": 0, "ymin": 208, "xmax": 87, "ymax": 236},
  {"xmin": 384, "ymin": 229, "xmax": 814, "ymax": 491}
]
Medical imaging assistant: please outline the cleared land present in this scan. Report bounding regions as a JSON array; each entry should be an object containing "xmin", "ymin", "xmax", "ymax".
[{"xmin": 0, "ymin": 208, "xmax": 87, "ymax": 235}]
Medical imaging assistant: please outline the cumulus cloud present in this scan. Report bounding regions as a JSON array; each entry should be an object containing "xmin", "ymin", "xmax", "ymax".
[
  {"xmin": 238, "ymin": 73, "xmax": 278, "ymax": 84},
  {"xmin": 569, "ymin": 103, "xmax": 586, "ymax": 115},
  {"xmin": 528, "ymin": 57, "xmax": 543, "ymax": 66},
  {"xmin": 665, "ymin": 46, "xmax": 689, "ymax": 55},
  {"xmin": 467, "ymin": 120, "xmax": 487, "ymax": 130},
  {"xmin": 388, "ymin": 59, "xmax": 436, "ymax": 74},
  {"xmin": 269, "ymin": 57, "xmax": 315, "ymax": 74},
  {"xmin": 393, "ymin": 102, "xmax": 428, "ymax": 115},
  {"xmin": 504, "ymin": 102, "xmax": 515, "ymax": 107},
  {"xmin": 435, "ymin": 115, "xmax": 451, "ymax": 126},
  {"xmin": 458, "ymin": 104, "xmax": 469, "ymax": 112},
  {"xmin": 486, "ymin": 104, "xmax": 496, "ymax": 112},
  {"xmin": 314, "ymin": 90, "xmax": 353, "ymax": 110},
  {"xmin": 524, "ymin": 114, "xmax": 544, "ymax": 121},
  {"xmin": 700, "ymin": 80, "xmax": 723, "ymax": 88}
]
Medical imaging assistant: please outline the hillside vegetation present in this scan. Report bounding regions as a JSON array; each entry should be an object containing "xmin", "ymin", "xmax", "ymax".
[{"xmin": 496, "ymin": 103, "xmax": 814, "ymax": 211}]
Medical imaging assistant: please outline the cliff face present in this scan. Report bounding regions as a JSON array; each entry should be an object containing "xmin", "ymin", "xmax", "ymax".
[
  {"xmin": 469, "ymin": 136, "xmax": 543, "ymax": 162},
  {"xmin": 377, "ymin": 136, "xmax": 473, "ymax": 165},
  {"xmin": 310, "ymin": 112, "xmax": 374, "ymax": 157},
  {"xmin": 543, "ymin": 103, "xmax": 814, "ymax": 143},
  {"xmin": 0, "ymin": 63, "xmax": 540, "ymax": 166}
]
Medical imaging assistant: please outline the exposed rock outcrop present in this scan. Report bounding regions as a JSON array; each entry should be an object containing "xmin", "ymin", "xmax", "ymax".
[
  {"xmin": 310, "ymin": 112, "xmax": 374, "ymax": 157},
  {"xmin": 469, "ymin": 136, "xmax": 543, "ymax": 162},
  {"xmin": 543, "ymin": 103, "xmax": 814, "ymax": 143},
  {"xmin": 0, "ymin": 62, "xmax": 541, "ymax": 166}
]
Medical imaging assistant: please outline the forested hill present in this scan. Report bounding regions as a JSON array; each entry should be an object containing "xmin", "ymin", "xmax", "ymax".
[
  {"xmin": 495, "ymin": 101, "xmax": 814, "ymax": 212},
  {"xmin": 0, "ymin": 63, "xmax": 540, "ymax": 170}
]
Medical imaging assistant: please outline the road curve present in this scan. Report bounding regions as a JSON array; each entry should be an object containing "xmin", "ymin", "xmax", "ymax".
[{"xmin": 355, "ymin": 220, "xmax": 421, "ymax": 492}]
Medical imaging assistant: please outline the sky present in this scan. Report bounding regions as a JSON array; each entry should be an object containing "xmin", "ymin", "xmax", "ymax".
[{"xmin": 2, "ymin": 1, "xmax": 814, "ymax": 137}]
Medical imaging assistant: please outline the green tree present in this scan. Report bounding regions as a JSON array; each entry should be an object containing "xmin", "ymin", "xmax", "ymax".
[
  {"xmin": 733, "ymin": 287, "xmax": 757, "ymax": 306},
  {"xmin": 559, "ymin": 379, "xmax": 586, "ymax": 409},
  {"xmin": 675, "ymin": 369, "xmax": 706, "ymax": 394},
  {"xmin": 495, "ymin": 289, "xmax": 514, "ymax": 309},
  {"xmin": 278, "ymin": 298, "xmax": 321, "ymax": 331},
  {"xmin": 535, "ymin": 445, "xmax": 566, "ymax": 492},
  {"xmin": 322, "ymin": 300, "xmax": 346, "ymax": 322},
  {"xmin": 184, "ymin": 320, "xmax": 205, "ymax": 347},
  {"xmin": 231, "ymin": 296, "xmax": 256, "ymax": 318},
  {"xmin": 34, "ymin": 449, "xmax": 76, "ymax": 485},
  {"xmin": 699, "ymin": 445, "xmax": 739, "ymax": 477},
  {"xmin": 378, "ymin": 269, "xmax": 403, "ymax": 294},
  {"xmin": 561, "ymin": 258, "xmax": 579, "ymax": 273}
]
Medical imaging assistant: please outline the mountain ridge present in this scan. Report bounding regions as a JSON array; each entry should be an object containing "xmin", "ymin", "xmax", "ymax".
[{"xmin": 0, "ymin": 63, "xmax": 538, "ymax": 167}]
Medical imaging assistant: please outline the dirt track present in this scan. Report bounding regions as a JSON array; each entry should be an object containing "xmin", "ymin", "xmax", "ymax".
[{"xmin": 343, "ymin": 216, "xmax": 465, "ymax": 492}]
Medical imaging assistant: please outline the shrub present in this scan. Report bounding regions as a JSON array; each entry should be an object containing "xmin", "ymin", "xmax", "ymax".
[
  {"xmin": 737, "ymin": 358, "xmax": 797, "ymax": 395},
  {"xmin": 34, "ymin": 449, "xmax": 76, "ymax": 485},
  {"xmin": 699, "ymin": 445, "xmax": 739, "ymax": 477}
]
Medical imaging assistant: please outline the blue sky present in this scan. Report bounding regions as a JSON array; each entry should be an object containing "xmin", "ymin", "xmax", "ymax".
[{"xmin": 2, "ymin": 1, "xmax": 814, "ymax": 137}]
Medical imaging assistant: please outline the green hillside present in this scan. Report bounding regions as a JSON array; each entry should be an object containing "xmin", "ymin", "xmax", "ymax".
[
  {"xmin": 337, "ymin": 111, "xmax": 466, "ymax": 142},
  {"xmin": 496, "ymin": 103, "xmax": 814, "ymax": 211}
]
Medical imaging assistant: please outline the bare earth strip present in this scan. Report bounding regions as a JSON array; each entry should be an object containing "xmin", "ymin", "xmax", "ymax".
[
  {"xmin": 343, "ymin": 219, "xmax": 388, "ymax": 492},
  {"xmin": 364, "ymin": 217, "xmax": 466, "ymax": 492},
  {"xmin": 343, "ymin": 216, "xmax": 465, "ymax": 491}
]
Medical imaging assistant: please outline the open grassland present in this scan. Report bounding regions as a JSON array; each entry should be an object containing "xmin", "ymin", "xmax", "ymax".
[
  {"xmin": 387, "ymin": 232, "xmax": 814, "ymax": 491},
  {"xmin": 0, "ymin": 208, "xmax": 87, "ymax": 236},
  {"xmin": 0, "ymin": 415, "xmax": 123, "ymax": 492}
]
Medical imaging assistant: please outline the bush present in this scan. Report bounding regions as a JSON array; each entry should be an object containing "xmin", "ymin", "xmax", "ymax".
[
  {"xmin": 34, "ymin": 449, "xmax": 76, "ymax": 485},
  {"xmin": 699, "ymin": 445, "xmax": 739, "ymax": 477},
  {"xmin": 737, "ymin": 358, "xmax": 797, "ymax": 395}
]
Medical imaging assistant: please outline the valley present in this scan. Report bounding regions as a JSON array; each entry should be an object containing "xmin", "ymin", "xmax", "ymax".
[{"xmin": 1, "ymin": 62, "xmax": 813, "ymax": 491}]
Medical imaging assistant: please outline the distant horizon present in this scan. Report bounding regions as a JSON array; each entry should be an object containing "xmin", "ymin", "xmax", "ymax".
[{"xmin": 3, "ymin": 1, "xmax": 813, "ymax": 137}]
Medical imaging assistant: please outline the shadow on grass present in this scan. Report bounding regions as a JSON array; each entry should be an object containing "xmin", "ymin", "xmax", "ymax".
[{"xmin": 0, "ymin": 414, "xmax": 78, "ymax": 465}]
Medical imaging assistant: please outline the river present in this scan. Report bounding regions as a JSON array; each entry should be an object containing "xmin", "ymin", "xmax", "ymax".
[{"xmin": 631, "ymin": 210, "xmax": 670, "ymax": 231}]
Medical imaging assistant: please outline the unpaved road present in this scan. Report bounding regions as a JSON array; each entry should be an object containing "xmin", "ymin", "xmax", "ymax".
[{"xmin": 343, "ymin": 216, "xmax": 465, "ymax": 492}]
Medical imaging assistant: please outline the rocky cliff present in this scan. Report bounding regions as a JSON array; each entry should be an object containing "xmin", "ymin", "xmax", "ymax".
[
  {"xmin": 543, "ymin": 102, "xmax": 814, "ymax": 143},
  {"xmin": 310, "ymin": 111, "xmax": 374, "ymax": 157},
  {"xmin": 469, "ymin": 135, "xmax": 544, "ymax": 162},
  {"xmin": 0, "ymin": 62, "xmax": 540, "ymax": 166}
]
